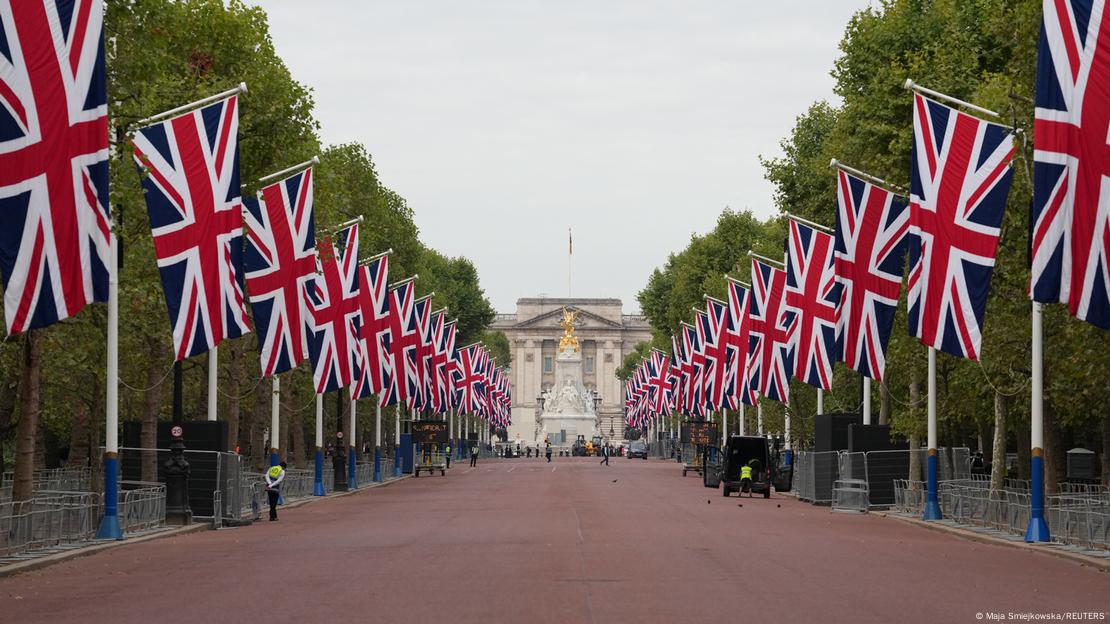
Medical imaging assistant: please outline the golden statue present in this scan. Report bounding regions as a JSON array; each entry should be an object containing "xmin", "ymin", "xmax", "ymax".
[{"xmin": 558, "ymin": 307, "xmax": 580, "ymax": 353}]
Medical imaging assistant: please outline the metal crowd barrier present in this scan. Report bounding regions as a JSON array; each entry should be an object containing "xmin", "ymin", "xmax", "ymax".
[
  {"xmin": 354, "ymin": 462, "xmax": 374, "ymax": 484},
  {"xmin": 0, "ymin": 491, "xmax": 101, "ymax": 559},
  {"xmin": 893, "ymin": 478, "xmax": 1108, "ymax": 551},
  {"xmin": 119, "ymin": 482, "xmax": 166, "ymax": 533},
  {"xmin": 1, "ymin": 468, "xmax": 92, "ymax": 499}
]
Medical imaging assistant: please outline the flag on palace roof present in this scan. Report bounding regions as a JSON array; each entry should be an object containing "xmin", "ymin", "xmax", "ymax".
[
  {"xmin": 784, "ymin": 220, "xmax": 842, "ymax": 390},
  {"xmin": 0, "ymin": 0, "xmax": 110, "ymax": 335},
  {"xmin": 307, "ymin": 224, "xmax": 361, "ymax": 394},
  {"xmin": 1030, "ymin": 0, "xmax": 1110, "ymax": 329},
  {"xmin": 907, "ymin": 92, "xmax": 1014, "ymax": 360},
  {"xmin": 833, "ymin": 170, "xmax": 908, "ymax": 381},
  {"xmin": 243, "ymin": 168, "xmax": 317, "ymax": 377},
  {"xmin": 132, "ymin": 93, "xmax": 250, "ymax": 360}
]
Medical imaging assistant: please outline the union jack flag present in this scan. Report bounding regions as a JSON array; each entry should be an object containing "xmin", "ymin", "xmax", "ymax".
[
  {"xmin": 701, "ymin": 298, "xmax": 731, "ymax": 410},
  {"xmin": 725, "ymin": 279, "xmax": 755, "ymax": 407},
  {"xmin": 670, "ymin": 333, "xmax": 687, "ymax": 412},
  {"xmin": 425, "ymin": 310, "xmax": 449, "ymax": 413},
  {"xmin": 243, "ymin": 168, "xmax": 316, "ymax": 377},
  {"xmin": 646, "ymin": 349, "xmax": 675, "ymax": 415},
  {"xmin": 1031, "ymin": 0, "xmax": 1110, "ymax": 329},
  {"xmin": 907, "ymin": 93, "xmax": 1015, "ymax": 360},
  {"xmin": 307, "ymin": 224, "xmax": 360, "ymax": 395},
  {"xmin": 352, "ymin": 253, "xmax": 390, "ymax": 400},
  {"xmin": 410, "ymin": 295, "xmax": 433, "ymax": 410},
  {"xmin": 681, "ymin": 322, "xmax": 705, "ymax": 416},
  {"xmin": 380, "ymin": 280, "xmax": 421, "ymax": 408},
  {"xmin": 834, "ymin": 170, "xmax": 909, "ymax": 381},
  {"xmin": 0, "ymin": 0, "xmax": 109, "ymax": 335},
  {"xmin": 784, "ymin": 220, "xmax": 842, "ymax": 390},
  {"xmin": 132, "ymin": 95, "xmax": 250, "ymax": 360},
  {"xmin": 747, "ymin": 258, "xmax": 793, "ymax": 404},
  {"xmin": 454, "ymin": 343, "xmax": 485, "ymax": 414},
  {"xmin": 436, "ymin": 320, "xmax": 458, "ymax": 412}
]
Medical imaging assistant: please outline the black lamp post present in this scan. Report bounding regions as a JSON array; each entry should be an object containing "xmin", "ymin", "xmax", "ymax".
[{"xmin": 164, "ymin": 360, "xmax": 192, "ymax": 525}]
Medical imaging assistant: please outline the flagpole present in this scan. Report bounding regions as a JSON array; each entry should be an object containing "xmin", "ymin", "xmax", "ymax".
[
  {"xmin": 1026, "ymin": 302, "xmax": 1050, "ymax": 541},
  {"xmin": 862, "ymin": 377, "xmax": 872, "ymax": 425},
  {"xmin": 817, "ymin": 388, "xmax": 824, "ymax": 416},
  {"xmin": 374, "ymin": 403, "xmax": 383, "ymax": 483},
  {"xmin": 757, "ymin": 398, "xmax": 763, "ymax": 436},
  {"xmin": 208, "ymin": 347, "xmax": 218, "ymax": 421},
  {"xmin": 784, "ymin": 405, "xmax": 792, "ymax": 451},
  {"xmin": 739, "ymin": 402, "xmax": 746, "ymax": 436},
  {"xmin": 829, "ymin": 159, "xmax": 906, "ymax": 194},
  {"xmin": 348, "ymin": 395, "xmax": 358, "ymax": 490},
  {"xmin": 258, "ymin": 155, "xmax": 319, "ymax": 185},
  {"xmin": 722, "ymin": 408, "xmax": 728, "ymax": 443},
  {"xmin": 394, "ymin": 404, "xmax": 403, "ymax": 477},
  {"xmin": 313, "ymin": 394, "xmax": 326, "ymax": 495},
  {"xmin": 902, "ymin": 79, "xmax": 1001, "ymax": 119},
  {"xmin": 270, "ymin": 377, "xmax": 280, "ymax": 466},
  {"xmin": 134, "ymin": 83, "xmax": 247, "ymax": 127},
  {"xmin": 96, "ymin": 230, "xmax": 122, "ymax": 540},
  {"xmin": 924, "ymin": 347, "xmax": 942, "ymax": 520}
]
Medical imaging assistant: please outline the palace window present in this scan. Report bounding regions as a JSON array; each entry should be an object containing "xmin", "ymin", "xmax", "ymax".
[
  {"xmin": 543, "ymin": 355, "xmax": 553, "ymax": 373},
  {"xmin": 585, "ymin": 356, "xmax": 594, "ymax": 373}
]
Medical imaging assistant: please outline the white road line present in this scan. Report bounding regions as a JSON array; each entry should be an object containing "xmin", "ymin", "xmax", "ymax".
[
  {"xmin": 551, "ymin": 465, "xmax": 557, "ymax": 472},
  {"xmin": 507, "ymin": 466, "xmax": 516, "ymax": 473},
  {"xmin": 463, "ymin": 467, "xmax": 475, "ymax": 474}
]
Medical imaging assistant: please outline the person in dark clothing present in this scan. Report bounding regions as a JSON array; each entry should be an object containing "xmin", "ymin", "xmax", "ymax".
[
  {"xmin": 264, "ymin": 461, "xmax": 287, "ymax": 521},
  {"xmin": 545, "ymin": 441, "xmax": 553, "ymax": 463},
  {"xmin": 469, "ymin": 443, "xmax": 479, "ymax": 467},
  {"xmin": 600, "ymin": 444, "xmax": 610, "ymax": 466}
]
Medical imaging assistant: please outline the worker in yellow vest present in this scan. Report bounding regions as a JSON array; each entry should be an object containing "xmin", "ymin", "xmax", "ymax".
[
  {"xmin": 740, "ymin": 462, "xmax": 753, "ymax": 496},
  {"xmin": 265, "ymin": 461, "xmax": 287, "ymax": 521}
]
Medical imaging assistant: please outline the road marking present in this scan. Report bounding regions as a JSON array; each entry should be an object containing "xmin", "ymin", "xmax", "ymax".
[
  {"xmin": 463, "ymin": 467, "xmax": 475, "ymax": 474},
  {"xmin": 507, "ymin": 466, "xmax": 516, "ymax": 473},
  {"xmin": 551, "ymin": 466, "xmax": 557, "ymax": 472}
]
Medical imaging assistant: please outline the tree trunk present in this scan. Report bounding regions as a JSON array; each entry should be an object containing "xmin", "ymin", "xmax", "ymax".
[
  {"xmin": 1102, "ymin": 409, "xmax": 1110, "ymax": 489},
  {"xmin": 225, "ymin": 339, "xmax": 242, "ymax": 453},
  {"xmin": 290, "ymin": 382, "xmax": 306, "ymax": 469},
  {"xmin": 908, "ymin": 379, "xmax": 921, "ymax": 481},
  {"xmin": 12, "ymin": 331, "xmax": 42, "ymax": 501},
  {"xmin": 67, "ymin": 401, "xmax": 90, "ymax": 469},
  {"xmin": 194, "ymin": 352, "xmax": 209, "ymax": 421},
  {"xmin": 878, "ymin": 381, "xmax": 890, "ymax": 425},
  {"xmin": 1043, "ymin": 402, "xmax": 1064, "ymax": 496},
  {"xmin": 990, "ymin": 391, "xmax": 1008, "ymax": 491},
  {"xmin": 251, "ymin": 375, "xmax": 268, "ymax": 470},
  {"xmin": 142, "ymin": 338, "xmax": 167, "ymax": 482},
  {"xmin": 1016, "ymin": 419, "xmax": 1031, "ymax": 481},
  {"xmin": 0, "ymin": 361, "xmax": 18, "ymax": 474}
]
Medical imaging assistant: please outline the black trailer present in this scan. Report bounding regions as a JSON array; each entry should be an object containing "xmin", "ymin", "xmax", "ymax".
[{"xmin": 718, "ymin": 435, "xmax": 773, "ymax": 498}]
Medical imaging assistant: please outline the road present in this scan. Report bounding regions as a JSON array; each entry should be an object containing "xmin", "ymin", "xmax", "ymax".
[{"xmin": 1, "ymin": 456, "xmax": 1106, "ymax": 623}]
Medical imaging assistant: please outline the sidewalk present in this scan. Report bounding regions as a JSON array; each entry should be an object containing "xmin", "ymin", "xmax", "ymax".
[{"xmin": 0, "ymin": 474, "xmax": 410, "ymax": 578}]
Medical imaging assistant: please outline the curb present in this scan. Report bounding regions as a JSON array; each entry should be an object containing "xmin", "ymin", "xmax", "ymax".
[
  {"xmin": 0, "ymin": 523, "xmax": 208, "ymax": 579},
  {"xmin": 0, "ymin": 475, "xmax": 412, "ymax": 579},
  {"xmin": 877, "ymin": 511, "xmax": 1110, "ymax": 573}
]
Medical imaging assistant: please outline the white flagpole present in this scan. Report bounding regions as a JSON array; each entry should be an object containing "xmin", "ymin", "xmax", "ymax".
[
  {"xmin": 1026, "ymin": 302, "xmax": 1050, "ymax": 540},
  {"xmin": 924, "ymin": 347, "xmax": 942, "ymax": 520},
  {"xmin": 739, "ymin": 402, "xmax": 746, "ymax": 436},
  {"xmin": 208, "ymin": 347, "xmax": 218, "ymax": 421},
  {"xmin": 135, "ymin": 83, "xmax": 247, "ymax": 126},
  {"xmin": 313, "ymin": 393, "xmax": 325, "ymax": 495},
  {"xmin": 374, "ymin": 402, "xmax": 382, "ymax": 482},
  {"xmin": 757, "ymin": 399, "xmax": 763, "ymax": 436},
  {"xmin": 96, "ymin": 230, "xmax": 122, "ymax": 539},
  {"xmin": 270, "ymin": 377, "xmax": 280, "ymax": 465},
  {"xmin": 784, "ymin": 405, "xmax": 792, "ymax": 451},
  {"xmin": 817, "ymin": 388, "xmax": 824, "ymax": 416},
  {"xmin": 862, "ymin": 377, "xmax": 872, "ymax": 425},
  {"xmin": 348, "ymin": 396, "xmax": 357, "ymax": 489},
  {"xmin": 722, "ymin": 408, "xmax": 728, "ymax": 442}
]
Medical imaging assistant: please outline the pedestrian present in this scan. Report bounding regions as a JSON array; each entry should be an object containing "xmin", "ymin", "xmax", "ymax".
[
  {"xmin": 545, "ymin": 441, "xmax": 553, "ymax": 463},
  {"xmin": 264, "ymin": 461, "xmax": 286, "ymax": 521},
  {"xmin": 600, "ymin": 444, "xmax": 610, "ymax": 466},
  {"xmin": 470, "ymin": 442, "xmax": 479, "ymax": 467},
  {"xmin": 445, "ymin": 443, "xmax": 452, "ymax": 468}
]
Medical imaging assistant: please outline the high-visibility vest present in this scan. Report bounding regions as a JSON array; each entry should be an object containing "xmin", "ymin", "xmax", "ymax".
[
  {"xmin": 740, "ymin": 465, "xmax": 753, "ymax": 480},
  {"xmin": 268, "ymin": 466, "xmax": 283, "ymax": 479}
]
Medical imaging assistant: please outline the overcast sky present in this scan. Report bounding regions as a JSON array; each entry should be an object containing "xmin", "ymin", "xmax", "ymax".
[{"xmin": 254, "ymin": 1, "xmax": 868, "ymax": 313}]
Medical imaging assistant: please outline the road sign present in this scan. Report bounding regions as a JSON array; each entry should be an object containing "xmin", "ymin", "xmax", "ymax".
[
  {"xmin": 412, "ymin": 420, "xmax": 449, "ymax": 444},
  {"xmin": 681, "ymin": 421, "xmax": 718, "ymax": 445}
]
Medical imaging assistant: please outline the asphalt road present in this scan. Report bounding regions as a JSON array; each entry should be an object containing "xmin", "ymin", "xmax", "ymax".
[{"xmin": 1, "ymin": 456, "xmax": 1107, "ymax": 623}]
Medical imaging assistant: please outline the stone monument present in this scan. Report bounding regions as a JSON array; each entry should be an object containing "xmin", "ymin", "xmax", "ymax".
[{"xmin": 535, "ymin": 308, "xmax": 599, "ymax": 445}]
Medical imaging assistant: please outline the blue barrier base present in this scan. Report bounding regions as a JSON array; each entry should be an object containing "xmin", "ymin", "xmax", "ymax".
[
  {"xmin": 393, "ymin": 451, "xmax": 402, "ymax": 478},
  {"xmin": 1025, "ymin": 454, "xmax": 1051, "ymax": 542},
  {"xmin": 373, "ymin": 448, "xmax": 383, "ymax": 482},
  {"xmin": 95, "ymin": 455, "xmax": 123, "ymax": 540},
  {"xmin": 923, "ymin": 452, "xmax": 942, "ymax": 520},
  {"xmin": 313, "ymin": 450, "xmax": 327, "ymax": 496}
]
